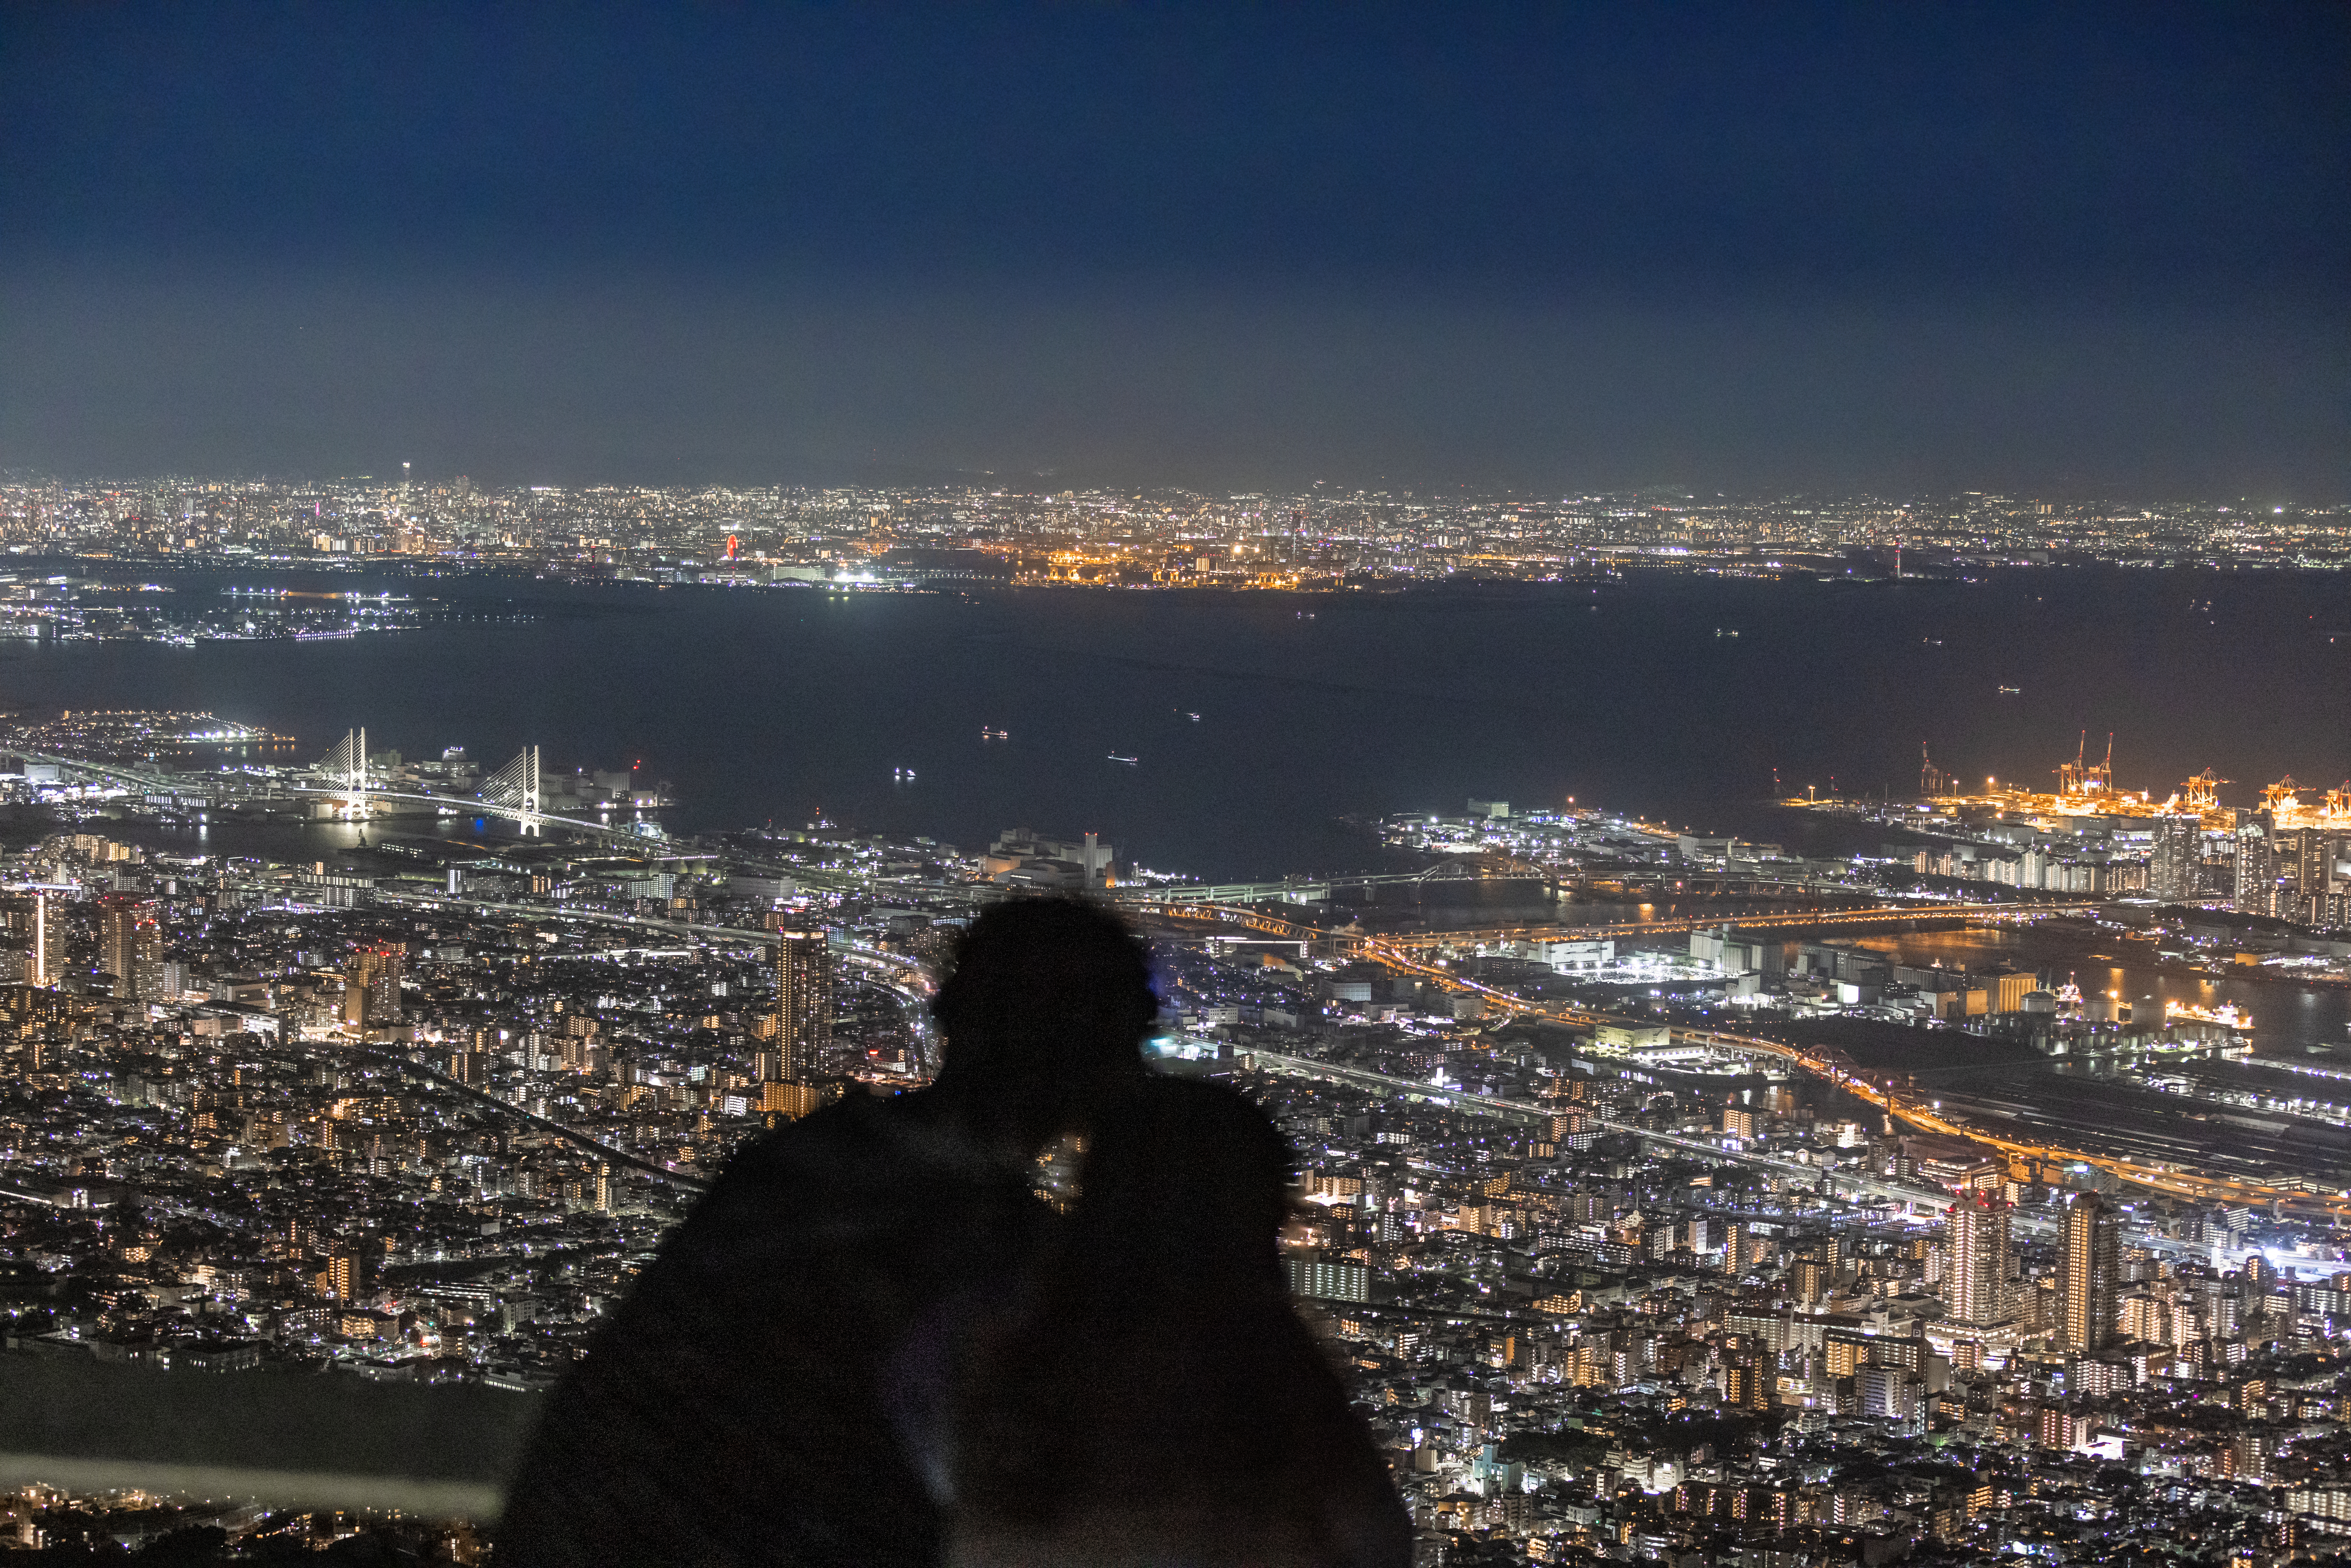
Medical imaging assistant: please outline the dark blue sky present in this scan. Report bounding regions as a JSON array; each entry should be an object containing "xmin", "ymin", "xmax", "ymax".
[{"xmin": 3, "ymin": 3, "xmax": 2343, "ymax": 494}]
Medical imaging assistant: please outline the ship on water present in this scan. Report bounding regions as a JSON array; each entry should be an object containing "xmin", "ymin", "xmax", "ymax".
[{"xmin": 2166, "ymin": 998, "xmax": 2254, "ymax": 1032}]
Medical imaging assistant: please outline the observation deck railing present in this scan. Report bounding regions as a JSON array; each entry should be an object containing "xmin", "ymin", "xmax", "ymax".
[{"xmin": 0, "ymin": 1354, "xmax": 534, "ymax": 1521}]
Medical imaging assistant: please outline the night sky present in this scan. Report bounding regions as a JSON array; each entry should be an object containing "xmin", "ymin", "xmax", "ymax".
[{"xmin": 3, "ymin": 3, "xmax": 2343, "ymax": 495}]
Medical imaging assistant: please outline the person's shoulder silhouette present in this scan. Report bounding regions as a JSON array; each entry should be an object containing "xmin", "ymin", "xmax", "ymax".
[
  {"xmin": 949, "ymin": 1075, "xmax": 1413, "ymax": 1568},
  {"xmin": 499, "ymin": 897, "xmax": 1155, "ymax": 1568}
]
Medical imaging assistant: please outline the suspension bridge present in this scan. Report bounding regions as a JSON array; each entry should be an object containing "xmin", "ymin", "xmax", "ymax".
[
  {"xmin": 289, "ymin": 734, "xmax": 661, "ymax": 844},
  {"xmin": 1, "ymin": 729, "xmax": 665, "ymax": 847}
]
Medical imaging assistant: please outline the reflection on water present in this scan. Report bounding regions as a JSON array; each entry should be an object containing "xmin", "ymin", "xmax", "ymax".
[
  {"xmin": 0, "ymin": 562, "xmax": 2342, "ymax": 883},
  {"xmin": 28, "ymin": 813, "xmax": 541, "ymax": 874},
  {"xmin": 1855, "ymin": 926, "xmax": 2351, "ymax": 1059}
]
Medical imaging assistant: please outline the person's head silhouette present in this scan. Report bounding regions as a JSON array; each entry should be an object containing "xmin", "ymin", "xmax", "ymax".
[{"xmin": 928, "ymin": 897, "xmax": 1155, "ymax": 1153}]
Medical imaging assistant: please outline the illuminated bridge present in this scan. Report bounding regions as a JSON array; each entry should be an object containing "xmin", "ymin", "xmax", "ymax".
[
  {"xmin": 292, "ymin": 734, "xmax": 670, "ymax": 846},
  {"xmin": 3, "ymin": 735, "xmax": 673, "ymax": 848},
  {"xmin": 286, "ymin": 782, "xmax": 669, "ymax": 846}
]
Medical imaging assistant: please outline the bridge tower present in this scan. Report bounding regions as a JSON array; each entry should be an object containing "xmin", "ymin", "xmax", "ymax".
[
  {"xmin": 483, "ymin": 746, "xmax": 543, "ymax": 835},
  {"xmin": 314, "ymin": 728, "xmax": 368, "ymax": 819}
]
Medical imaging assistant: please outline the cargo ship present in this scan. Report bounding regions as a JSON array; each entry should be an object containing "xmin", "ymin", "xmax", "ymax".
[{"xmin": 2164, "ymin": 999, "xmax": 2254, "ymax": 1032}]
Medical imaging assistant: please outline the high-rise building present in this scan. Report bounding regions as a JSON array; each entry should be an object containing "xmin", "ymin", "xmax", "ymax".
[
  {"xmin": 1285, "ymin": 1254, "xmax": 1371, "ymax": 1303},
  {"xmin": 2277, "ymin": 827, "xmax": 2351, "ymax": 926},
  {"xmin": 2150, "ymin": 815, "xmax": 2201, "ymax": 902},
  {"xmin": 2311, "ymin": 833, "xmax": 2351, "ymax": 927},
  {"xmin": 28, "ymin": 891, "xmax": 67, "ymax": 989},
  {"xmin": 343, "ymin": 945, "xmax": 406, "ymax": 1030},
  {"xmin": 96, "ymin": 895, "xmax": 163, "ymax": 999},
  {"xmin": 1724, "ymin": 1358, "xmax": 1772, "ymax": 1412},
  {"xmin": 319, "ymin": 1249, "xmax": 363, "ymax": 1302},
  {"xmin": 1721, "ymin": 1221, "xmax": 1749, "ymax": 1275},
  {"xmin": 1857, "ymin": 1364, "xmax": 1920, "ymax": 1423},
  {"xmin": 774, "ymin": 930, "xmax": 833, "ymax": 1080},
  {"xmin": 1945, "ymin": 1191, "xmax": 2013, "ymax": 1328},
  {"xmin": 2058, "ymin": 1190, "xmax": 2119, "ymax": 1352},
  {"xmin": 2233, "ymin": 819, "xmax": 2278, "ymax": 917}
]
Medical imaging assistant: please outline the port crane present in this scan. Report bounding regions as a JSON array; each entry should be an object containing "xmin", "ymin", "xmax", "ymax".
[
  {"xmin": 1919, "ymin": 742, "xmax": 1953, "ymax": 797},
  {"xmin": 2056, "ymin": 731, "xmax": 2114, "ymax": 797},
  {"xmin": 2166, "ymin": 767, "xmax": 2227, "ymax": 814}
]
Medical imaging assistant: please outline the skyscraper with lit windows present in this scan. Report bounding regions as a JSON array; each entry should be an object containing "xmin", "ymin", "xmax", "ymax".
[
  {"xmin": 2059, "ymin": 1190, "xmax": 2119, "ymax": 1352},
  {"xmin": 343, "ymin": 945, "xmax": 405, "ymax": 1030},
  {"xmin": 775, "ymin": 929, "xmax": 833, "ymax": 1081},
  {"xmin": 1946, "ymin": 1190, "xmax": 2013, "ymax": 1329},
  {"xmin": 97, "ymin": 895, "xmax": 162, "ymax": 999}
]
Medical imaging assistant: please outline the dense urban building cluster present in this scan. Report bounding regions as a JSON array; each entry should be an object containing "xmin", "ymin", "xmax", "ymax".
[
  {"xmin": 2, "ymin": 795, "xmax": 2350, "ymax": 1562},
  {"xmin": 0, "ymin": 826, "xmax": 944, "ymax": 1383},
  {"xmin": 0, "ymin": 478, "xmax": 2344, "ymax": 587},
  {"xmin": 1223, "ymin": 1049, "xmax": 2351, "ymax": 1566},
  {"xmin": 1120, "ymin": 927, "xmax": 2351, "ymax": 1567},
  {"xmin": 3, "ymin": 765, "xmax": 2351, "ymax": 1561}
]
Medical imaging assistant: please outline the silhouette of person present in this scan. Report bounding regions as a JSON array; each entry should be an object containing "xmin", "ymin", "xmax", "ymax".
[
  {"xmin": 499, "ymin": 897, "xmax": 1156, "ymax": 1568},
  {"xmin": 939, "ymin": 1076, "xmax": 1412, "ymax": 1568}
]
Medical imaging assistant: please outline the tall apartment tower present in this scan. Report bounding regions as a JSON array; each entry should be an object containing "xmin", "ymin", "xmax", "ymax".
[
  {"xmin": 2233, "ymin": 819, "xmax": 2278, "ymax": 917},
  {"xmin": 96, "ymin": 895, "xmax": 163, "ymax": 999},
  {"xmin": 1945, "ymin": 1190, "xmax": 2014, "ymax": 1329},
  {"xmin": 775, "ymin": 930, "xmax": 834, "ymax": 1081},
  {"xmin": 2279, "ymin": 826, "xmax": 2351, "ymax": 926},
  {"xmin": 2149, "ymin": 815, "xmax": 2201, "ymax": 903},
  {"xmin": 29, "ymin": 891, "xmax": 66, "ymax": 988},
  {"xmin": 2058, "ymin": 1190, "xmax": 2119, "ymax": 1353},
  {"xmin": 342, "ymin": 945, "xmax": 406, "ymax": 1030},
  {"xmin": 2319, "ymin": 833, "xmax": 2351, "ymax": 927}
]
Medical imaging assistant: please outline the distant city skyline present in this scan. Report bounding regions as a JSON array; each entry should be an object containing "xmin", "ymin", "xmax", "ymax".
[
  {"xmin": 2, "ymin": 469, "xmax": 2341, "ymax": 509},
  {"xmin": 2, "ymin": 474, "xmax": 2343, "ymax": 581}
]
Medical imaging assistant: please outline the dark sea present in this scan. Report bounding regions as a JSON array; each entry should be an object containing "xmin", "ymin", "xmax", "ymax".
[{"xmin": 2, "ymin": 562, "xmax": 2345, "ymax": 883}]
